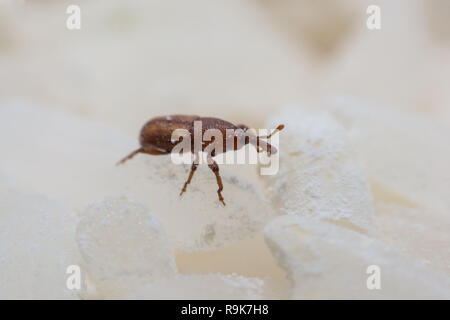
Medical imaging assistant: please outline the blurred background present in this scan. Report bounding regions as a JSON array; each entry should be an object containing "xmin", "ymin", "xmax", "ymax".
[
  {"xmin": 1, "ymin": 0, "xmax": 450, "ymax": 299},
  {"xmin": 1, "ymin": 0, "xmax": 449, "ymax": 134}
]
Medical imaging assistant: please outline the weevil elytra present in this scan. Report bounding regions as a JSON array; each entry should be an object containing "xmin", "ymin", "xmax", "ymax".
[{"xmin": 117, "ymin": 115, "xmax": 284, "ymax": 205}]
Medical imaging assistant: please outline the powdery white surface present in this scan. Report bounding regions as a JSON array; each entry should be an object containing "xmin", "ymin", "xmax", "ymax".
[
  {"xmin": 0, "ymin": 172, "xmax": 19, "ymax": 197},
  {"xmin": 0, "ymin": 102, "xmax": 276, "ymax": 251},
  {"xmin": 76, "ymin": 196, "xmax": 176, "ymax": 299},
  {"xmin": 131, "ymin": 160, "xmax": 277, "ymax": 251},
  {"xmin": 127, "ymin": 273, "xmax": 264, "ymax": 300},
  {"xmin": 0, "ymin": 176, "xmax": 81, "ymax": 299},
  {"xmin": 327, "ymin": 98, "xmax": 450, "ymax": 218},
  {"xmin": 264, "ymin": 107, "xmax": 374, "ymax": 234},
  {"xmin": 264, "ymin": 215, "xmax": 450, "ymax": 299},
  {"xmin": 374, "ymin": 203, "xmax": 450, "ymax": 275}
]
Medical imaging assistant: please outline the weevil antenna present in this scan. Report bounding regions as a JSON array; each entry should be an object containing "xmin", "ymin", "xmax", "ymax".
[{"xmin": 258, "ymin": 124, "xmax": 285, "ymax": 139}]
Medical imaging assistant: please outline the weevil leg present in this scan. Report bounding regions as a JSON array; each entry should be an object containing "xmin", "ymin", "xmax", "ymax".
[
  {"xmin": 116, "ymin": 147, "xmax": 167, "ymax": 165},
  {"xmin": 207, "ymin": 159, "xmax": 226, "ymax": 206},
  {"xmin": 180, "ymin": 154, "xmax": 199, "ymax": 196},
  {"xmin": 116, "ymin": 148, "xmax": 143, "ymax": 166},
  {"xmin": 141, "ymin": 148, "xmax": 168, "ymax": 156}
]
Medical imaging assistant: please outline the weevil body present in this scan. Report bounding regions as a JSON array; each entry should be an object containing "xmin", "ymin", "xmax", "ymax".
[{"xmin": 117, "ymin": 115, "xmax": 284, "ymax": 205}]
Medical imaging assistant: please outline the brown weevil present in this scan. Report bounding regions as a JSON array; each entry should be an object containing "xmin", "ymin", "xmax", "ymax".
[{"xmin": 117, "ymin": 115, "xmax": 284, "ymax": 205}]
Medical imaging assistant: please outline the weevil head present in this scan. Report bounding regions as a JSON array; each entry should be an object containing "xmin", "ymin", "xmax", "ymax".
[
  {"xmin": 259, "ymin": 124, "xmax": 284, "ymax": 156},
  {"xmin": 233, "ymin": 130, "xmax": 278, "ymax": 156},
  {"xmin": 253, "ymin": 138, "xmax": 278, "ymax": 156},
  {"xmin": 243, "ymin": 125, "xmax": 283, "ymax": 156}
]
